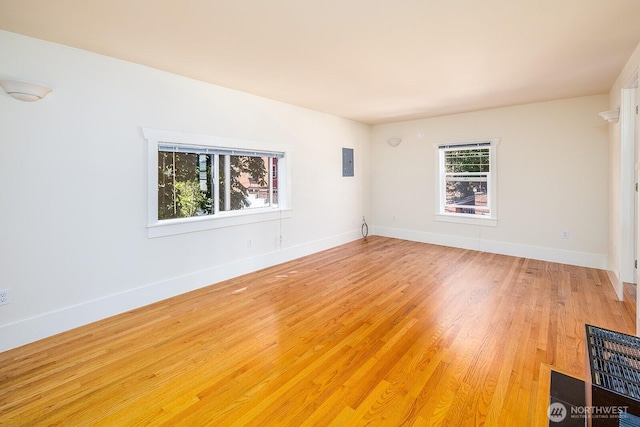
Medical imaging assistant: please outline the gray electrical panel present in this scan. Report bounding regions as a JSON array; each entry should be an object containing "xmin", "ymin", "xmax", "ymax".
[{"xmin": 342, "ymin": 148, "xmax": 354, "ymax": 177}]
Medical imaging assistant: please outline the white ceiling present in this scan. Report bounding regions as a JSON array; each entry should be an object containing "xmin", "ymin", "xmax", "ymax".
[{"xmin": 1, "ymin": 0, "xmax": 640, "ymax": 124}]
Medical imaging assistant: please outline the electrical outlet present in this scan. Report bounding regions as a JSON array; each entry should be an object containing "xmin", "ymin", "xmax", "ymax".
[
  {"xmin": 562, "ymin": 230, "xmax": 569, "ymax": 239},
  {"xmin": 0, "ymin": 289, "xmax": 9, "ymax": 305}
]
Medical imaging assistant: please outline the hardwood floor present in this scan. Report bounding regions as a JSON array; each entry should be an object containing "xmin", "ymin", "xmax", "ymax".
[
  {"xmin": 0, "ymin": 236, "xmax": 634, "ymax": 426},
  {"xmin": 624, "ymin": 282, "xmax": 637, "ymax": 328}
]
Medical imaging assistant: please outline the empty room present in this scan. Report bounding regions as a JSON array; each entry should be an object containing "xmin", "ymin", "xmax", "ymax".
[{"xmin": 2, "ymin": 1, "xmax": 640, "ymax": 425}]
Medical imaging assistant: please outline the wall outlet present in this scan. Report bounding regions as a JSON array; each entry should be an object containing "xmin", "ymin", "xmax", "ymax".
[
  {"xmin": 0, "ymin": 289, "xmax": 9, "ymax": 305},
  {"xmin": 562, "ymin": 230, "xmax": 569, "ymax": 239}
]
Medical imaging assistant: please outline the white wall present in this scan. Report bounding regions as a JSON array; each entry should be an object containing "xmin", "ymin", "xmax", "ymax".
[
  {"xmin": 0, "ymin": 28, "xmax": 629, "ymax": 352},
  {"xmin": 371, "ymin": 95, "xmax": 609, "ymax": 268},
  {"xmin": 606, "ymin": 41, "xmax": 640, "ymax": 301},
  {"xmin": 0, "ymin": 31, "xmax": 371, "ymax": 352}
]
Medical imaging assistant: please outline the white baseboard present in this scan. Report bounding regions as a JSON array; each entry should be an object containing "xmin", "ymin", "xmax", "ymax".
[
  {"xmin": 0, "ymin": 230, "xmax": 361, "ymax": 353},
  {"xmin": 374, "ymin": 226, "xmax": 607, "ymax": 269},
  {"xmin": 1, "ymin": 227, "xmax": 611, "ymax": 353}
]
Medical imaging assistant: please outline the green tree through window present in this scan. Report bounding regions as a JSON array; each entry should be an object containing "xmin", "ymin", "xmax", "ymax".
[{"xmin": 158, "ymin": 149, "xmax": 276, "ymax": 220}]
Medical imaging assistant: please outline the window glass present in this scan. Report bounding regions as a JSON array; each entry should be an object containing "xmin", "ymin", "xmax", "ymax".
[
  {"xmin": 435, "ymin": 139, "xmax": 498, "ymax": 223},
  {"xmin": 158, "ymin": 147, "xmax": 281, "ymax": 220},
  {"xmin": 230, "ymin": 155, "xmax": 271, "ymax": 210},
  {"xmin": 443, "ymin": 147, "xmax": 490, "ymax": 216},
  {"xmin": 158, "ymin": 151, "xmax": 213, "ymax": 220}
]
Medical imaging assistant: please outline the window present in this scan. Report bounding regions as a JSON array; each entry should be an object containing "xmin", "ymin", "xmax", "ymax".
[
  {"xmin": 144, "ymin": 128, "xmax": 291, "ymax": 238},
  {"xmin": 157, "ymin": 145, "xmax": 281, "ymax": 219},
  {"xmin": 435, "ymin": 138, "xmax": 498, "ymax": 226}
]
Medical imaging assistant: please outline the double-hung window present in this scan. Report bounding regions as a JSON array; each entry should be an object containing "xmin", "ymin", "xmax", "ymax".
[
  {"xmin": 435, "ymin": 138, "xmax": 498, "ymax": 226},
  {"xmin": 144, "ymin": 128, "xmax": 291, "ymax": 238}
]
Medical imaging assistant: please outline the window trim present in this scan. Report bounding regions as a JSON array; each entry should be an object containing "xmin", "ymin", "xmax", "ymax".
[
  {"xmin": 143, "ymin": 128, "xmax": 292, "ymax": 238},
  {"xmin": 433, "ymin": 138, "xmax": 499, "ymax": 227}
]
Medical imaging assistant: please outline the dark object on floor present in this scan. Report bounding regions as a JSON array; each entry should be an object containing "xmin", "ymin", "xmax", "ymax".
[
  {"xmin": 585, "ymin": 325, "xmax": 640, "ymax": 426},
  {"xmin": 549, "ymin": 370, "xmax": 586, "ymax": 426}
]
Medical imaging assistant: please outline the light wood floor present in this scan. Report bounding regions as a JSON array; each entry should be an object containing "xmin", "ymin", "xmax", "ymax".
[
  {"xmin": 624, "ymin": 282, "xmax": 637, "ymax": 326},
  {"xmin": 0, "ymin": 237, "xmax": 635, "ymax": 426}
]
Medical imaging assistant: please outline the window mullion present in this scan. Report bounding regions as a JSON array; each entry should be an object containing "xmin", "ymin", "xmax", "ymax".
[
  {"xmin": 213, "ymin": 154, "xmax": 220, "ymax": 214},
  {"xmin": 224, "ymin": 155, "xmax": 231, "ymax": 211},
  {"xmin": 268, "ymin": 157, "xmax": 273, "ymax": 206}
]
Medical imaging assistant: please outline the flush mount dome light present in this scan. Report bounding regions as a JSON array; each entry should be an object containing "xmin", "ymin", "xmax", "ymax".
[
  {"xmin": 0, "ymin": 79, "xmax": 52, "ymax": 102},
  {"xmin": 387, "ymin": 137, "xmax": 402, "ymax": 147}
]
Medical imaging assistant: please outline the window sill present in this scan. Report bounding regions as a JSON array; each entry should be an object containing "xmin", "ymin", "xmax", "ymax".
[
  {"xmin": 148, "ymin": 208, "xmax": 292, "ymax": 238},
  {"xmin": 435, "ymin": 213, "xmax": 497, "ymax": 227}
]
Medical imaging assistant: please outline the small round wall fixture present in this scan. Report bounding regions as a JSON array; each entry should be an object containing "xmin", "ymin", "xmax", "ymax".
[
  {"xmin": 598, "ymin": 109, "xmax": 619, "ymax": 123},
  {"xmin": 387, "ymin": 137, "xmax": 402, "ymax": 147},
  {"xmin": 0, "ymin": 79, "xmax": 52, "ymax": 102}
]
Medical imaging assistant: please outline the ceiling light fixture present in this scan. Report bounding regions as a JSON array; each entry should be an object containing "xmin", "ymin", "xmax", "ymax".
[
  {"xmin": 0, "ymin": 79, "xmax": 52, "ymax": 102},
  {"xmin": 387, "ymin": 137, "xmax": 402, "ymax": 147},
  {"xmin": 598, "ymin": 109, "xmax": 619, "ymax": 123}
]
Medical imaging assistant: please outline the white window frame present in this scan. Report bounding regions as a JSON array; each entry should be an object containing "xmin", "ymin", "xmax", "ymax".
[
  {"xmin": 433, "ymin": 138, "xmax": 499, "ymax": 227},
  {"xmin": 143, "ymin": 128, "xmax": 292, "ymax": 238}
]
